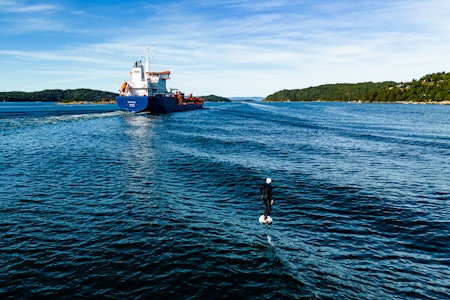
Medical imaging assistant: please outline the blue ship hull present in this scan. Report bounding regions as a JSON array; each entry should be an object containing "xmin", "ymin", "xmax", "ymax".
[{"xmin": 116, "ymin": 95, "xmax": 203, "ymax": 113}]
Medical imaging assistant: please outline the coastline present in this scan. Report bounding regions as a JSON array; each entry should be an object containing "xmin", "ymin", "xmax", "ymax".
[
  {"xmin": 395, "ymin": 100, "xmax": 450, "ymax": 105},
  {"xmin": 263, "ymin": 100, "xmax": 450, "ymax": 105},
  {"xmin": 59, "ymin": 100, "xmax": 116, "ymax": 105}
]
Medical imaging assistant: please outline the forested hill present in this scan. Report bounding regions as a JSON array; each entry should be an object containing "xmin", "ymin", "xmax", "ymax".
[
  {"xmin": 0, "ymin": 89, "xmax": 117, "ymax": 103},
  {"xmin": 0, "ymin": 89, "xmax": 232, "ymax": 103},
  {"xmin": 264, "ymin": 72, "xmax": 450, "ymax": 103},
  {"xmin": 201, "ymin": 95, "xmax": 231, "ymax": 102}
]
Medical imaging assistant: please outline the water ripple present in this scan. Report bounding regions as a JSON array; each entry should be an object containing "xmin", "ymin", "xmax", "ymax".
[{"xmin": 1, "ymin": 102, "xmax": 449, "ymax": 299}]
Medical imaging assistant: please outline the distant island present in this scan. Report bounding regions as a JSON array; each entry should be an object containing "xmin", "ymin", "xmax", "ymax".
[
  {"xmin": 201, "ymin": 95, "xmax": 231, "ymax": 102},
  {"xmin": 264, "ymin": 72, "xmax": 450, "ymax": 104},
  {"xmin": 0, "ymin": 88, "xmax": 117, "ymax": 104},
  {"xmin": 0, "ymin": 89, "xmax": 232, "ymax": 104}
]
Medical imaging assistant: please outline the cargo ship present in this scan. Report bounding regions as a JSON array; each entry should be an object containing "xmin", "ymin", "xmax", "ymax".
[{"xmin": 116, "ymin": 52, "xmax": 204, "ymax": 113}]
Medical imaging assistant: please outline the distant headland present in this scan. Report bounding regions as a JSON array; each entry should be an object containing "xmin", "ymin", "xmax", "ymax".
[
  {"xmin": 0, "ymin": 89, "xmax": 231, "ymax": 103},
  {"xmin": 0, "ymin": 89, "xmax": 117, "ymax": 104},
  {"xmin": 264, "ymin": 72, "xmax": 450, "ymax": 104}
]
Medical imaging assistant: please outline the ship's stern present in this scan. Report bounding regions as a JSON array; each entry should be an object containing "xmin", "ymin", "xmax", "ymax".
[{"xmin": 116, "ymin": 96, "xmax": 149, "ymax": 112}]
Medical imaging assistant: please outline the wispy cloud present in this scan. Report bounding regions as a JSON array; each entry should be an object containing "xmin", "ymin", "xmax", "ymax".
[
  {"xmin": 0, "ymin": 0, "xmax": 60, "ymax": 13},
  {"xmin": 0, "ymin": 0, "xmax": 449, "ymax": 96},
  {"xmin": 0, "ymin": 0, "xmax": 64, "ymax": 33},
  {"xmin": 192, "ymin": 0, "xmax": 290, "ymax": 11}
]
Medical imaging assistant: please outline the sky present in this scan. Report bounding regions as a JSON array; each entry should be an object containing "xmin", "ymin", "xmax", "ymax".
[{"xmin": 0, "ymin": 0, "xmax": 449, "ymax": 97}]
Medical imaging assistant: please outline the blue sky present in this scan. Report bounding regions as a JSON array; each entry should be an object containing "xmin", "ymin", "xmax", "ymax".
[{"xmin": 0, "ymin": 0, "xmax": 449, "ymax": 97}]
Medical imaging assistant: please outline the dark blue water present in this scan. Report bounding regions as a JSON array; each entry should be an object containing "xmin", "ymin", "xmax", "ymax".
[{"xmin": 1, "ymin": 102, "xmax": 449, "ymax": 299}]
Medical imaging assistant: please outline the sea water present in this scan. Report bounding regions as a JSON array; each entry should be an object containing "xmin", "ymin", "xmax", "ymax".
[{"xmin": 1, "ymin": 101, "xmax": 449, "ymax": 299}]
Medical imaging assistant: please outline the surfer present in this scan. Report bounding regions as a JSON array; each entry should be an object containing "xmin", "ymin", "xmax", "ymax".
[{"xmin": 260, "ymin": 178, "xmax": 274, "ymax": 222}]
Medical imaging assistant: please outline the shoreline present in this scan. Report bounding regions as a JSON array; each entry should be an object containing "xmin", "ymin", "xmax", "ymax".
[
  {"xmin": 263, "ymin": 100, "xmax": 450, "ymax": 105},
  {"xmin": 59, "ymin": 100, "xmax": 116, "ymax": 105},
  {"xmin": 394, "ymin": 100, "xmax": 450, "ymax": 105}
]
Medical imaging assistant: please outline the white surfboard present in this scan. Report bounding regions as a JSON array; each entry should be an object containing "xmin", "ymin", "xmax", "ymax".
[{"xmin": 259, "ymin": 215, "xmax": 273, "ymax": 224}]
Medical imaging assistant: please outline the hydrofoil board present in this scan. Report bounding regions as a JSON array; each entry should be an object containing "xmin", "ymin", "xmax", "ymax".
[{"xmin": 259, "ymin": 215, "xmax": 273, "ymax": 224}]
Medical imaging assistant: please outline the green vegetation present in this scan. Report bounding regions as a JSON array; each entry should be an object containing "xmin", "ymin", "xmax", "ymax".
[
  {"xmin": 201, "ymin": 95, "xmax": 231, "ymax": 102},
  {"xmin": 0, "ymin": 89, "xmax": 230, "ymax": 103},
  {"xmin": 364, "ymin": 72, "xmax": 450, "ymax": 103},
  {"xmin": 264, "ymin": 72, "xmax": 450, "ymax": 103},
  {"xmin": 0, "ymin": 89, "xmax": 117, "ymax": 103},
  {"xmin": 265, "ymin": 82, "xmax": 395, "ymax": 102}
]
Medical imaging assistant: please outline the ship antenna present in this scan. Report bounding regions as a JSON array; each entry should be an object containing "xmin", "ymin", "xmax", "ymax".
[{"xmin": 145, "ymin": 46, "xmax": 150, "ymax": 72}]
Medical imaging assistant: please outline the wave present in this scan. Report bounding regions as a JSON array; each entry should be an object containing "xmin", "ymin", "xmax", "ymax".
[
  {"xmin": 1, "ymin": 102, "xmax": 449, "ymax": 299},
  {"xmin": 0, "ymin": 110, "xmax": 123, "ymax": 131}
]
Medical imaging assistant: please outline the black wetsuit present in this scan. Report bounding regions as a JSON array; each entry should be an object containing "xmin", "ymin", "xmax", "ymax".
[{"xmin": 260, "ymin": 183, "xmax": 273, "ymax": 218}]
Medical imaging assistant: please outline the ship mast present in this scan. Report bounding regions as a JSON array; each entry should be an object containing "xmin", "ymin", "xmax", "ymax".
[{"xmin": 145, "ymin": 46, "xmax": 150, "ymax": 73}]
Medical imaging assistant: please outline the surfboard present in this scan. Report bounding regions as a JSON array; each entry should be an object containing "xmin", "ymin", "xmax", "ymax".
[{"xmin": 259, "ymin": 215, "xmax": 273, "ymax": 224}]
